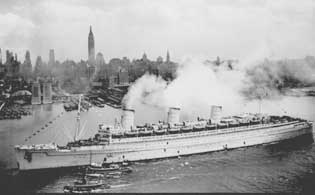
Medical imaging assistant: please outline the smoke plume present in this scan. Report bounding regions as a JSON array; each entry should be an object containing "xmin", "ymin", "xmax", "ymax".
[
  {"xmin": 242, "ymin": 56, "xmax": 315, "ymax": 99},
  {"xmin": 122, "ymin": 55, "xmax": 315, "ymax": 118},
  {"xmin": 123, "ymin": 58, "xmax": 246, "ymax": 118}
]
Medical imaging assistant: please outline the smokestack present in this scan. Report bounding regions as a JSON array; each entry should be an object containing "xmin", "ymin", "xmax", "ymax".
[
  {"xmin": 210, "ymin": 105, "xmax": 222, "ymax": 124},
  {"xmin": 121, "ymin": 108, "xmax": 135, "ymax": 131},
  {"xmin": 167, "ymin": 107, "xmax": 180, "ymax": 126}
]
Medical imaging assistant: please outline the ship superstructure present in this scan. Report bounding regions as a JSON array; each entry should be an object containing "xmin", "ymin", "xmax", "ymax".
[{"xmin": 14, "ymin": 105, "xmax": 313, "ymax": 171}]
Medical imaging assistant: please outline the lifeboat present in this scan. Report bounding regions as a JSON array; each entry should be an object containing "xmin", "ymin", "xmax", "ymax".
[
  {"xmin": 154, "ymin": 129, "xmax": 167, "ymax": 135},
  {"xmin": 250, "ymin": 120, "xmax": 260, "ymax": 125},
  {"xmin": 206, "ymin": 124, "xmax": 216, "ymax": 130},
  {"xmin": 168, "ymin": 127, "xmax": 181, "ymax": 134},
  {"xmin": 228, "ymin": 121, "xmax": 239, "ymax": 127},
  {"xmin": 181, "ymin": 126, "xmax": 192, "ymax": 133},
  {"xmin": 112, "ymin": 132, "xmax": 124, "ymax": 139},
  {"xmin": 193, "ymin": 124, "xmax": 206, "ymax": 131},
  {"xmin": 138, "ymin": 130, "xmax": 153, "ymax": 137},
  {"xmin": 239, "ymin": 121, "xmax": 250, "ymax": 126},
  {"xmin": 217, "ymin": 123, "xmax": 228, "ymax": 129},
  {"xmin": 124, "ymin": 131, "xmax": 138, "ymax": 137}
]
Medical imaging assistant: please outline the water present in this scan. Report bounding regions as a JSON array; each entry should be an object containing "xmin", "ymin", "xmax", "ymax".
[{"xmin": 0, "ymin": 96, "xmax": 315, "ymax": 193}]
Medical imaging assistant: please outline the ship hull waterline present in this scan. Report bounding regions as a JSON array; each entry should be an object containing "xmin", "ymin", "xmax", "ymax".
[{"xmin": 15, "ymin": 121, "xmax": 313, "ymax": 171}]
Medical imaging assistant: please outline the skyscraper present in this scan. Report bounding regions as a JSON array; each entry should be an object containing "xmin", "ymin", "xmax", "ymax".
[
  {"xmin": 166, "ymin": 50, "xmax": 170, "ymax": 63},
  {"xmin": 88, "ymin": 25, "xmax": 95, "ymax": 65},
  {"xmin": 48, "ymin": 49, "xmax": 55, "ymax": 66},
  {"xmin": 22, "ymin": 50, "xmax": 32, "ymax": 79},
  {"xmin": 0, "ymin": 48, "xmax": 2, "ymax": 64}
]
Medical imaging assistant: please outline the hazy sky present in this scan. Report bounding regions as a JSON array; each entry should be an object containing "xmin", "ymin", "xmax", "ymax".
[{"xmin": 0, "ymin": 0, "xmax": 314, "ymax": 64}]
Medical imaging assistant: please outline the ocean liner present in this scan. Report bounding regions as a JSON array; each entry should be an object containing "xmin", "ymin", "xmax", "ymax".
[{"xmin": 14, "ymin": 96, "xmax": 313, "ymax": 171}]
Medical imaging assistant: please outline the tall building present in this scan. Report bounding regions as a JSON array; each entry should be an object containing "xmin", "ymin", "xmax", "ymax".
[
  {"xmin": 31, "ymin": 81, "xmax": 41, "ymax": 104},
  {"xmin": 142, "ymin": 53, "xmax": 148, "ymax": 61},
  {"xmin": 0, "ymin": 49, "xmax": 5, "ymax": 77},
  {"xmin": 96, "ymin": 52, "xmax": 105, "ymax": 68},
  {"xmin": 88, "ymin": 25, "xmax": 95, "ymax": 65},
  {"xmin": 166, "ymin": 50, "xmax": 170, "ymax": 63},
  {"xmin": 42, "ymin": 82, "xmax": 52, "ymax": 104},
  {"xmin": 22, "ymin": 50, "xmax": 32, "ymax": 79},
  {"xmin": 118, "ymin": 69, "xmax": 129, "ymax": 85},
  {"xmin": 157, "ymin": 56, "xmax": 163, "ymax": 63},
  {"xmin": 0, "ymin": 48, "xmax": 2, "ymax": 64},
  {"xmin": 5, "ymin": 50, "xmax": 20, "ymax": 77},
  {"xmin": 48, "ymin": 49, "xmax": 55, "ymax": 66},
  {"xmin": 34, "ymin": 56, "xmax": 43, "ymax": 77}
]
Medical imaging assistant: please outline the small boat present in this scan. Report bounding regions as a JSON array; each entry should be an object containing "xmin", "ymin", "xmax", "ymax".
[
  {"xmin": 239, "ymin": 121, "xmax": 250, "ymax": 126},
  {"xmin": 193, "ymin": 124, "xmax": 205, "ymax": 131},
  {"xmin": 112, "ymin": 132, "xmax": 124, "ymax": 138},
  {"xmin": 181, "ymin": 126, "xmax": 192, "ymax": 133},
  {"xmin": 63, "ymin": 179, "xmax": 105, "ymax": 193},
  {"xmin": 105, "ymin": 171, "xmax": 123, "ymax": 179},
  {"xmin": 217, "ymin": 123, "xmax": 228, "ymax": 129},
  {"xmin": 88, "ymin": 163, "xmax": 120, "ymax": 172},
  {"xmin": 250, "ymin": 120, "xmax": 260, "ymax": 125},
  {"xmin": 120, "ymin": 166, "xmax": 132, "ymax": 173},
  {"xmin": 153, "ymin": 129, "xmax": 167, "ymax": 135},
  {"xmin": 85, "ymin": 173, "xmax": 104, "ymax": 178},
  {"xmin": 168, "ymin": 127, "xmax": 180, "ymax": 134},
  {"xmin": 121, "ymin": 161, "xmax": 130, "ymax": 166},
  {"xmin": 124, "ymin": 131, "xmax": 138, "ymax": 137},
  {"xmin": 138, "ymin": 130, "xmax": 153, "ymax": 137},
  {"xmin": 206, "ymin": 124, "xmax": 216, "ymax": 130}
]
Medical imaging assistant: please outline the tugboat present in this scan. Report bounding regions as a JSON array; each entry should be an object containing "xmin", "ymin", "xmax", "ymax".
[
  {"xmin": 88, "ymin": 162, "xmax": 133, "ymax": 174},
  {"xmin": 88, "ymin": 163, "xmax": 121, "ymax": 172},
  {"xmin": 63, "ymin": 177, "xmax": 108, "ymax": 193}
]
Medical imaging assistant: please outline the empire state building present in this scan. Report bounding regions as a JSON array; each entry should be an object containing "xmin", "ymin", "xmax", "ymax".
[{"xmin": 88, "ymin": 25, "xmax": 95, "ymax": 65}]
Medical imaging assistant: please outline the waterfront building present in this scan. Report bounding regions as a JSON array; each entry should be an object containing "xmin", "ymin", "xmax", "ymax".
[
  {"xmin": 108, "ymin": 75, "xmax": 117, "ymax": 88},
  {"xmin": 118, "ymin": 69, "xmax": 129, "ymax": 85},
  {"xmin": 31, "ymin": 81, "xmax": 41, "ymax": 104},
  {"xmin": 42, "ymin": 82, "xmax": 52, "ymax": 104}
]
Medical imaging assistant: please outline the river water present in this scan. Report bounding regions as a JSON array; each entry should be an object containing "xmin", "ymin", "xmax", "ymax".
[{"xmin": 0, "ymin": 96, "xmax": 315, "ymax": 193}]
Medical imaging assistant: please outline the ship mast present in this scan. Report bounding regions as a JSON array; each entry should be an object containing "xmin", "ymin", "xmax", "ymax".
[{"xmin": 74, "ymin": 94, "xmax": 82, "ymax": 141}]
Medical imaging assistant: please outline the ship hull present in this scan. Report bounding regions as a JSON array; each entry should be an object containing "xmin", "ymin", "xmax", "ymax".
[{"xmin": 15, "ymin": 121, "xmax": 313, "ymax": 171}]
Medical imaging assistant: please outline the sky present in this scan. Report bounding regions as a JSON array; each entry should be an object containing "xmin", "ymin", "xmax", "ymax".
[{"xmin": 0, "ymin": 0, "xmax": 314, "ymax": 64}]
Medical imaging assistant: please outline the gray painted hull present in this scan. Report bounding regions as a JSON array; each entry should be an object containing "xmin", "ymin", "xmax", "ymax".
[{"xmin": 15, "ymin": 121, "xmax": 313, "ymax": 170}]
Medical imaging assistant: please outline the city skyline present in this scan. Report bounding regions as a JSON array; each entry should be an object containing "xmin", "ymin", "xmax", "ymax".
[
  {"xmin": 0, "ymin": 25, "xmax": 174, "ymax": 66},
  {"xmin": 0, "ymin": 0, "xmax": 314, "ymax": 64}
]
